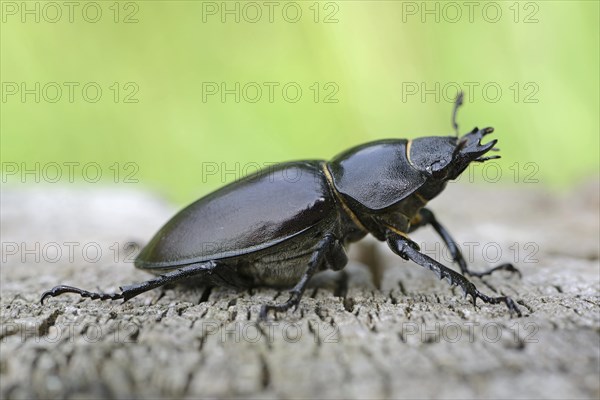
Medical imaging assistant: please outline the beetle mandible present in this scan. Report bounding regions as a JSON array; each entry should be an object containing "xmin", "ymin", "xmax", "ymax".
[{"xmin": 41, "ymin": 93, "xmax": 522, "ymax": 317}]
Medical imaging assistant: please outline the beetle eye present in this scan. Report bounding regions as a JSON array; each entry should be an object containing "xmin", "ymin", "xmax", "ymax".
[
  {"xmin": 430, "ymin": 160, "xmax": 446, "ymax": 172},
  {"xmin": 431, "ymin": 160, "xmax": 443, "ymax": 169},
  {"xmin": 427, "ymin": 159, "xmax": 450, "ymax": 179}
]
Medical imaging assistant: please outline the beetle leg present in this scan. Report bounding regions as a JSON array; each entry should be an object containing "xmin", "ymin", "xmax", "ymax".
[
  {"xmin": 386, "ymin": 232, "xmax": 522, "ymax": 316},
  {"xmin": 414, "ymin": 208, "xmax": 521, "ymax": 278},
  {"xmin": 259, "ymin": 234, "xmax": 344, "ymax": 320},
  {"xmin": 40, "ymin": 261, "xmax": 218, "ymax": 304}
]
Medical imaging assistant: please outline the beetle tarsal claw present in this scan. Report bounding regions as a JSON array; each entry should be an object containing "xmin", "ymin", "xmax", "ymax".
[
  {"xmin": 468, "ymin": 291, "xmax": 523, "ymax": 317},
  {"xmin": 258, "ymin": 305, "xmax": 270, "ymax": 321},
  {"xmin": 465, "ymin": 263, "xmax": 522, "ymax": 279},
  {"xmin": 259, "ymin": 303, "xmax": 292, "ymax": 321},
  {"xmin": 506, "ymin": 298, "xmax": 523, "ymax": 317},
  {"xmin": 40, "ymin": 285, "xmax": 81, "ymax": 304},
  {"xmin": 472, "ymin": 296, "xmax": 478, "ymax": 308}
]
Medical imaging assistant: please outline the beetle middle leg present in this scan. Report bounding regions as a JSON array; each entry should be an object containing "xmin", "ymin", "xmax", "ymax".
[
  {"xmin": 412, "ymin": 208, "xmax": 521, "ymax": 278},
  {"xmin": 386, "ymin": 232, "xmax": 522, "ymax": 316},
  {"xmin": 259, "ymin": 233, "xmax": 346, "ymax": 320}
]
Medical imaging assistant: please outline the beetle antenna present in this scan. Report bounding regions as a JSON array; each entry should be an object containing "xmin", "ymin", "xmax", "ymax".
[{"xmin": 452, "ymin": 91, "xmax": 464, "ymax": 137}]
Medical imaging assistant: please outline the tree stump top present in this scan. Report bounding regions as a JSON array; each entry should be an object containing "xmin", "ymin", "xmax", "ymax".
[{"xmin": 1, "ymin": 181, "xmax": 598, "ymax": 399}]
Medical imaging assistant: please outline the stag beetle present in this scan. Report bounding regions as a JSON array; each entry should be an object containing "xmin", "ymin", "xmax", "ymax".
[{"xmin": 41, "ymin": 93, "xmax": 522, "ymax": 317}]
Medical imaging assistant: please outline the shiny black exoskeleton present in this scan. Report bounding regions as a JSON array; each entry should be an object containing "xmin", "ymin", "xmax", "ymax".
[{"xmin": 41, "ymin": 93, "xmax": 522, "ymax": 317}]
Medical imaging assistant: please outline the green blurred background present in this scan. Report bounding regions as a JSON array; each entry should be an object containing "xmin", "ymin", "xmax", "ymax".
[{"xmin": 1, "ymin": 0, "xmax": 598, "ymax": 204}]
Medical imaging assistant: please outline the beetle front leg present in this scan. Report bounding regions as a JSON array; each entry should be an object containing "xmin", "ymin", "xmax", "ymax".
[
  {"xmin": 413, "ymin": 208, "xmax": 521, "ymax": 278},
  {"xmin": 386, "ymin": 232, "xmax": 522, "ymax": 316},
  {"xmin": 259, "ymin": 234, "xmax": 346, "ymax": 320}
]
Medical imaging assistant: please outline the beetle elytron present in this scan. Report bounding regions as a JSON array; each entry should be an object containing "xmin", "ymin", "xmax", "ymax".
[{"xmin": 42, "ymin": 93, "xmax": 522, "ymax": 317}]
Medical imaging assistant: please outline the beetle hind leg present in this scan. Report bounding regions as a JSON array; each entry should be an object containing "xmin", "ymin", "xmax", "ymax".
[
  {"xmin": 41, "ymin": 261, "xmax": 218, "ymax": 305},
  {"xmin": 413, "ymin": 208, "xmax": 521, "ymax": 278},
  {"xmin": 386, "ymin": 232, "xmax": 522, "ymax": 316},
  {"xmin": 40, "ymin": 285, "xmax": 124, "ymax": 303},
  {"xmin": 259, "ymin": 233, "xmax": 346, "ymax": 320}
]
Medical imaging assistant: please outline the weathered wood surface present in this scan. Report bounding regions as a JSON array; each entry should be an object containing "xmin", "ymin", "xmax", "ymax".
[{"xmin": 1, "ymin": 181, "xmax": 599, "ymax": 399}]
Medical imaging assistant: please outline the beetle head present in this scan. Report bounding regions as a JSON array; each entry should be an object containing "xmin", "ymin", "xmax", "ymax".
[{"xmin": 408, "ymin": 126, "xmax": 500, "ymax": 181}]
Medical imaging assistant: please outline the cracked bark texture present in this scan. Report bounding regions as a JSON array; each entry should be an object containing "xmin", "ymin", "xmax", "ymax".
[{"xmin": 1, "ymin": 180, "xmax": 599, "ymax": 399}]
